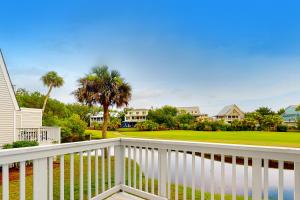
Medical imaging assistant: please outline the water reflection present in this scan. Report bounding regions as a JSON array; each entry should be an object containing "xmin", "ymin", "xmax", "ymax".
[{"xmin": 126, "ymin": 148, "xmax": 294, "ymax": 200}]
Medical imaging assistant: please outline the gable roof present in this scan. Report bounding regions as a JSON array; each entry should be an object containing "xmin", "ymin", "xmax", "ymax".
[
  {"xmin": 0, "ymin": 50, "xmax": 20, "ymax": 110},
  {"xmin": 283, "ymin": 105, "xmax": 300, "ymax": 115},
  {"xmin": 217, "ymin": 104, "xmax": 244, "ymax": 116}
]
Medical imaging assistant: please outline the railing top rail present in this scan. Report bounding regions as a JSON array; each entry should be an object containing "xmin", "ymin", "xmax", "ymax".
[
  {"xmin": 0, "ymin": 138, "xmax": 120, "ymax": 165},
  {"xmin": 120, "ymin": 138, "xmax": 300, "ymax": 161},
  {"xmin": 2, "ymin": 137, "xmax": 300, "ymax": 165}
]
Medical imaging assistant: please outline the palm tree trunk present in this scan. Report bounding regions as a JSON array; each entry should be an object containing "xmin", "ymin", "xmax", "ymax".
[
  {"xmin": 102, "ymin": 105, "xmax": 109, "ymax": 139},
  {"xmin": 42, "ymin": 84, "xmax": 53, "ymax": 112}
]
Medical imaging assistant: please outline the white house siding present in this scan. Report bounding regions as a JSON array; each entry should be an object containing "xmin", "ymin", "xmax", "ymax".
[
  {"xmin": 16, "ymin": 108, "xmax": 42, "ymax": 128},
  {"xmin": 0, "ymin": 64, "xmax": 15, "ymax": 146},
  {"xmin": 16, "ymin": 112, "xmax": 22, "ymax": 128}
]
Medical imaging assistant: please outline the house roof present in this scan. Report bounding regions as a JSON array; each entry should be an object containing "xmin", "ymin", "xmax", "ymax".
[
  {"xmin": 283, "ymin": 105, "xmax": 300, "ymax": 115},
  {"xmin": 0, "ymin": 49, "xmax": 20, "ymax": 111},
  {"xmin": 216, "ymin": 104, "xmax": 244, "ymax": 116}
]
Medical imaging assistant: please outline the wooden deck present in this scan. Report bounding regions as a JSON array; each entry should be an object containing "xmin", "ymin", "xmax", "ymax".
[{"xmin": 105, "ymin": 192, "xmax": 145, "ymax": 200}]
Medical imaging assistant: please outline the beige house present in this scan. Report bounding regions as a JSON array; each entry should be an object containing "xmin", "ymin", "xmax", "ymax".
[
  {"xmin": 123, "ymin": 109, "xmax": 148, "ymax": 127},
  {"xmin": 177, "ymin": 106, "xmax": 209, "ymax": 119},
  {"xmin": 0, "ymin": 50, "xmax": 60, "ymax": 146},
  {"xmin": 215, "ymin": 104, "xmax": 244, "ymax": 123}
]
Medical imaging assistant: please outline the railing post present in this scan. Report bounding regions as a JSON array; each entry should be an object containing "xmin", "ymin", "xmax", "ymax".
[
  {"xmin": 252, "ymin": 158, "xmax": 262, "ymax": 200},
  {"xmin": 115, "ymin": 145, "xmax": 125, "ymax": 186},
  {"xmin": 159, "ymin": 149, "xmax": 167, "ymax": 197},
  {"xmin": 295, "ymin": 162, "xmax": 300, "ymax": 200},
  {"xmin": 33, "ymin": 158, "xmax": 48, "ymax": 200}
]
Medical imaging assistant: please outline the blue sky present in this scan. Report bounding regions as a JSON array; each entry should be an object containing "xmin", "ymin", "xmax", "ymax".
[{"xmin": 1, "ymin": 0, "xmax": 300, "ymax": 115}]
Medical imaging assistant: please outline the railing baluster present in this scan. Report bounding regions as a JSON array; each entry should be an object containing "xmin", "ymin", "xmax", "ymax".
[
  {"xmin": 20, "ymin": 161, "xmax": 26, "ymax": 200},
  {"xmin": 49, "ymin": 157, "xmax": 53, "ymax": 200},
  {"xmin": 158, "ymin": 149, "xmax": 161, "ymax": 195},
  {"xmin": 175, "ymin": 150, "xmax": 179, "ymax": 200},
  {"xmin": 221, "ymin": 154, "xmax": 225, "ymax": 200},
  {"xmin": 60, "ymin": 155, "xmax": 64, "ymax": 200},
  {"xmin": 95, "ymin": 149, "xmax": 99, "ymax": 195},
  {"xmin": 108, "ymin": 147, "xmax": 111, "ymax": 189},
  {"xmin": 278, "ymin": 161, "xmax": 284, "ymax": 200},
  {"xmin": 133, "ymin": 146, "xmax": 137, "ymax": 189},
  {"xmin": 70, "ymin": 153, "xmax": 74, "ymax": 200},
  {"xmin": 139, "ymin": 146, "xmax": 143, "ymax": 190},
  {"xmin": 159, "ymin": 149, "xmax": 167, "ymax": 197},
  {"xmin": 183, "ymin": 151, "xmax": 187, "ymax": 200},
  {"xmin": 263, "ymin": 159, "xmax": 269, "ymax": 200},
  {"xmin": 145, "ymin": 147, "xmax": 149, "ymax": 193},
  {"xmin": 232, "ymin": 156, "xmax": 236, "ymax": 200},
  {"xmin": 201, "ymin": 152, "xmax": 205, "ymax": 200},
  {"xmin": 294, "ymin": 162, "xmax": 300, "ymax": 200},
  {"xmin": 101, "ymin": 148, "xmax": 105, "ymax": 192},
  {"xmin": 123, "ymin": 147, "xmax": 126, "ymax": 185},
  {"xmin": 210, "ymin": 153, "xmax": 215, "ymax": 200},
  {"xmin": 2, "ymin": 164, "xmax": 9, "ymax": 200},
  {"xmin": 192, "ymin": 151, "xmax": 195, "ymax": 200},
  {"xmin": 244, "ymin": 157, "xmax": 248, "ymax": 200},
  {"xmin": 128, "ymin": 146, "xmax": 132, "ymax": 187},
  {"xmin": 80, "ymin": 152, "xmax": 83, "ymax": 200},
  {"xmin": 87, "ymin": 151, "xmax": 91, "ymax": 199},
  {"xmin": 168, "ymin": 149, "xmax": 172, "ymax": 199},
  {"xmin": 151, "ymin": 148, "xmax": 155, "ymax": 194}
]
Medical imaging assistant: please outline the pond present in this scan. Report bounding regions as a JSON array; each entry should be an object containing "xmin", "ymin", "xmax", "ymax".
[{"xmin": 127, "ymin": 148, "xmax": 295, "ymax": 200}]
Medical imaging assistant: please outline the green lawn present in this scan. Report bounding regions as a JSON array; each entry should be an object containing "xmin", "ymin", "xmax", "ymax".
[{"xmin": 86, "ymin": 129, "xmax": 300, "ymax": 148}]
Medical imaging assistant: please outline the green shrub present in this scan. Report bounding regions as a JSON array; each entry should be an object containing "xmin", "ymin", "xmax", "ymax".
[
  {"xmin": 136, "ymin": 120, "xmax": 159, "ymax": 131},
  {"xmin": 108, "ymin": 117, "xmax": 121, "ymax": 131},
  {"xmin": 277, "ymin": 125, "xmax": 288, "ymax": 132},
  {"xmin": 58, "ymin": 114, "xmax": 88, "ymax": 142},
  {"xmin": 3, "ymin": 141, "xmax": 39, "ymax": 149},
  {"xmin": 2, "ymin": 143, "xmax": 13, "ymax": 149}
]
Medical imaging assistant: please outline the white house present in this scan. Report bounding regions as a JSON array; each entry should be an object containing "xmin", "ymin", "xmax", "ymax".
[
  {"xmin": 0, "ymin": 50, "xmax": 60, "ymax": 146},
  {"xmin": 90, "ymin": 111, "xmax": 119, "ymax": 125}
]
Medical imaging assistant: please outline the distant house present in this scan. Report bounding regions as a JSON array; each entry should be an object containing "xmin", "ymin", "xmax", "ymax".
[
  {"xmin": 0, "ymin": 50, "xmax": 60, "ymax": 147},
  {"xmin": 281, "ymin": 105, "xmax": 300, "ymax": 126},
  {"xmin": 90, "ymin": 111, "xmax": 119, "ymax": 125},
  {"xmin": 177, "ymin": 106, "xmax": 208, "ymax": 119},
  {"xmin": 122, "ymin": 109, "xmax": 149, "ymax": 127},
  {"xmin": 215, "ymin": 104, "xmax": 244, "ymax": 123}
]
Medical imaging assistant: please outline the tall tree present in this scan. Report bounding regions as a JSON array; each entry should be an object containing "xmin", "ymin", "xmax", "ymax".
[
  {"xmin": 73, "ymin": 66, "xmax": 132, "ymax": 139},
  {"xmin": 41, "ymin": 71, "xmax": 64, "ymax": 112}
]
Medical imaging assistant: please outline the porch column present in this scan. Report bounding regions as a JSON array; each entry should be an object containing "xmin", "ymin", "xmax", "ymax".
[
  {"xmin": 252, "ymin": 158, "xmax": 262, "ymax": 200},
  {"xmin": 115, "ymin": 145, "xmax": 125, "ymax": 186}
]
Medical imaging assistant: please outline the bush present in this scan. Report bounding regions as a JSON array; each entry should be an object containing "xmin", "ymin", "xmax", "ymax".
[
  {"xmin": 2, "ymin": 143, "xmax": 13, "ymax": 149},
  {"xmin": 136, "ymin": 120, "xmax": 159, "ymax": 131},
  {"xmin": 3, "ymin": 141, "xmax": 39, "ymax": 149},
  {"xmin": 58, "ymin": 114, "xmax": 88, "ymax": 142},
  {"xmin": 277, "ymin": 125, "xmax": 288, "ymax": 132},
  {"xmin": 108, "ymin": 117, "xmax": 121, "ymax": 131}
]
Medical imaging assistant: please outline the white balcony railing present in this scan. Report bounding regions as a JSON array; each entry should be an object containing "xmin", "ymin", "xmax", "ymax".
[
  {"xmin": 16, "ymin": 127, "xmax": 61, "ymax": 144},
  {"xmin": 0, "ymin": 138, "xmax": 300, "ymax": 200}
]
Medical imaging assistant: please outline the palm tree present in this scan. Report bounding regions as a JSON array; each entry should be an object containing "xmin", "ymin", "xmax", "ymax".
[
  {"xmin": 74, "ymin": 66, "xmax": 132, "ymax": 139},
  {"xmin": 41, "ymin": 71, "xmax": 64, "ymax": 112}
]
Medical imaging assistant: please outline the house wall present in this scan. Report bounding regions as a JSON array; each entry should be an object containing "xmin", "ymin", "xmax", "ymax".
[
  {"xmin": 0, "ymin": 62, "xmax": 15, "ymax": 146},
  {"xmin": 16, "ymin": 108, "xmax": 43, "ymax": 128}
]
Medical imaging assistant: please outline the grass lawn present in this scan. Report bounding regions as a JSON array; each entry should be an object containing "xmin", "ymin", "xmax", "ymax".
[
  {"xmin": 0, "ymin": 155, "xmax": 245, "ymax": 200},
  {"xmin": 86, "ymin": 129, "xmax": 300, "ymax": 148}
]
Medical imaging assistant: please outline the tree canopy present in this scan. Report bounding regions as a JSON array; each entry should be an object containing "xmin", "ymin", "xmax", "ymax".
[{"xmin": 73, "ymin": 65, "xmax": 132, "ymax": 138}]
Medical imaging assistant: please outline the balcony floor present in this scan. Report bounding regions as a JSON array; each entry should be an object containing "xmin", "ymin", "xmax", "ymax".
[{"xmin": 105, "ymin": 192, "xmax": 145, "ymax": 200}]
